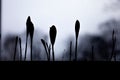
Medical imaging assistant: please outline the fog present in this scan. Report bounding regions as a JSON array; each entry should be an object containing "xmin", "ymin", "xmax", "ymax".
[{"xmin": 1, "ymin": 0, "xmax": 120, "ymax": 59}]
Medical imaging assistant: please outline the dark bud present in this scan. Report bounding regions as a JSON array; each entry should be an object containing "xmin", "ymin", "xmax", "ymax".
[
  {"xmin": 75, "ymin": 20, "xmax": 80, "ymax": 40},
  {"xmin": 49, "ymin": 25, "xmax": 57, "ymax": 46}
]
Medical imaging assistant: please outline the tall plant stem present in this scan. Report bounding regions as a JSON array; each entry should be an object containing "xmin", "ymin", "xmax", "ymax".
[
  {"xmin": 52, "ymin": 45, "xmax": 55, "ymax": 61},
  {"xmin": 31, "ymin": 38, "xmax": 33, "ymax": 61},
  {"xmin": 24, "ymin": 36, "xmax": 28, "ymax": 61},
  {"xmin": 19, "ymin": 38, "xmax": 22, "ymax": 61},
  {"xmin": 75, "ymin": 39, "xmax": 78, "ymax": 61}
]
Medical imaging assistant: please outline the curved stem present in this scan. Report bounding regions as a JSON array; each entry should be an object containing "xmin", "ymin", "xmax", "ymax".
[
  {"xmin": 44, "ymin": 43, "xmax": 49, "ymax": 61},
  {"xmin": 45, "ymin": 47, "xmax": 49, "ymax": 61}
]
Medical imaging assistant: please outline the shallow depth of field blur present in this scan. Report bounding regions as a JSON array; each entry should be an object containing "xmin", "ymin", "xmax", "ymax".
[{"xmin": 1, "ymin": 0, "xmax": 120, "ymax": 61}]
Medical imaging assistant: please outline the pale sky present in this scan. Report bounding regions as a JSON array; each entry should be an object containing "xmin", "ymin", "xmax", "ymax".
[{"xmin": 2, "ymin": 0, "xmax": 119, "ymax": 57}]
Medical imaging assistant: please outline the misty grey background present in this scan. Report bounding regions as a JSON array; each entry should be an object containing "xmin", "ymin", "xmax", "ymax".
[{"xmin": 1, "ymin": 0, "xmax": 120, "ymax": 59}]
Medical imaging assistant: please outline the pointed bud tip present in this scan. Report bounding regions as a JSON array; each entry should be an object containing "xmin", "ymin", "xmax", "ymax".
[
  {"xmin": 50, "ymin": 25, "xmax": 57, "ymax": 31},
  {"xmin": 76, "ymin": 20, "xmax": 79, "ymax": 22},
  {"xmin": 50, "ymin": 25, "xmax": 55, "ymax": 28},
  {"xmin": 27, "ymin": 16, "xmax": 31, "ymax": 21},
  {"xmin": 76, "ymin": 20, "xmax": 80, "ymax": 24},
  {"xmin": 28, "ymin": 16, "xmax": 30, "ymax": 18},
  {"xmin": 41, "ymin": 39, "xmax": 44, "ymax": 41},
  {"xmin": 41, "ymin": 39, "xmax": 46, "ymax": 45}
]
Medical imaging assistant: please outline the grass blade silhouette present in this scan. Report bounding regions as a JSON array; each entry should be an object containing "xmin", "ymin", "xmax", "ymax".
[
  {"xmin": 24, "ymin": 34, "xmax": 28, "ymax": 61},
  {"xmin": 75, "ymin": 20, "xmax": 80, "ymax": 61},
  {"xmin": 41, "ymin": 39, "xmax": 50, "ymax": 61},
  {"xmin": 46, "ymin": 43, "xmax": 51, "ymax": 61},
  {"xmin": 19, "ymin": 37, "xmax": 22, "ymax": 61},
  {"xmin": 13, "ymin": 36, "xmax": 18, "ymax": 61},
  {"xmin": 114, "ymin": 36, "xmax": 116, "ymax": 61},
  {"xmin": 48, "ymin": 44, "xmax": 51, "ymax": 61},
  {"xmin": 49, "ymin": 25, "xmax": 57, "ymax": 61},
  {"xmin": 110, "ymin": 29, "xmax": 116, "ymax": 61}
]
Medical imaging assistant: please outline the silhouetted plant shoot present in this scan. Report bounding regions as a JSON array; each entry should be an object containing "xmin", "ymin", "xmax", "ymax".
[
  {"xmin": 41, "ymin": 39, "xmax": 50, "ymax": 61},
  {"xmin": 110, "ymin": 29, "xmax": 116, "ymax": 61},
  {"xmin": 75, "ymin": 20, "xmax": 80, "ymax": 61},
  {"xmin": 24, "ymin": 16, "xmax": 34, "ymax": 61},
  {"xmin": 49, "ymin": 25, "xmax": 57, "ymax": 61}
]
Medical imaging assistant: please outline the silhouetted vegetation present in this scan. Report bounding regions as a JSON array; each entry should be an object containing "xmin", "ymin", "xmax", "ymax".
[
  {"xmin": 24, "ymin": 16, "xmax": 34, "ymax": 61},
  {"xmin": 41, "ymin": 39, "xmax": 50, "ymax": 61},
  {"xmin": 110, "ymin": 29, "xmax": 117, "ymax": 61},
  {"xmin": 19, "ymin": 37, "xmax": 22, "ymax": 61},
  {"xmin": 49, "ymin": 25, "xmax": 57, "ymax": 61},
  {"xmin": 75, "ymin": 20, "xmax": 80, "ymax": 61},
  {"xmin": 13, "ymin": 36, "xmax": 22, "ymax": 61},
  {"xmin": 13, "ymin": 36, "xmax": 18, "ymax": 61},
  {"xmin": 1, "ymin": 16, "xmax": 120, "ymax": 61}
]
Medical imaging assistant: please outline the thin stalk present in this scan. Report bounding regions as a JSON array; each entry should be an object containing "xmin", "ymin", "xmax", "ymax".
[
  {"xmin": 19, "ymin": 38, "xmax": 22, "ymax": 61},
  {"xmin": 110, "ymin": 30, "xmax": 116, "ymax": 61},
  {"xmin": 75, "ymin": 40, "xmax": 78, "ymax": 61},
  {"xmin": 41, "ymin": 39, "xmax": 50, "ymax": 61},
  {"xmin": 31, "ymin": 38, "xmax": 33, "ymax": 61},
  {"xmin": 14, "ymin": 37, "xmax": 18, "ymax": 61},
  {"xmin": 48, "ymin": 44, "xmax": 51, "ymax": 61},
  {"xmin": 70, "ymin": 41, "xmax": 72, "ymax": 61},
  {"xmin": 44, "ymin": 42, "xmax": 50, "ymax": 61},
  {"xmin": 111, "ymin": 41, "xmax": 115, "ymax": 61},
  {"xmin": 24, "ymin": 35, "xmax": 28, "ymax": 61},
  {"xmin": 113, "ymin": 36, "xmax": 116, "ymax": 61},
  {"xmin": 52, "ymin": 45, "xmax": 55, "ymax": 61},
  {"xmin": 45, "ymin": 47, "xmax": 49, "ymax": 61}
]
